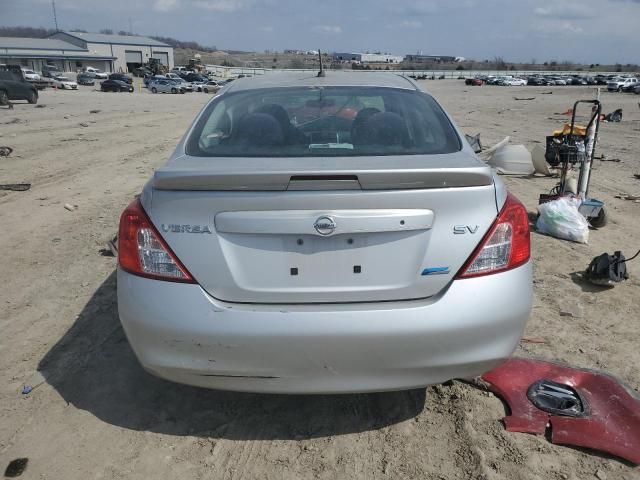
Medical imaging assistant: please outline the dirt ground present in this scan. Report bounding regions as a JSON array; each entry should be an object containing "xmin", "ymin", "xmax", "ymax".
[{"xmin": 1, "ymin": 81, "xmax": 639, "ymax": 480}]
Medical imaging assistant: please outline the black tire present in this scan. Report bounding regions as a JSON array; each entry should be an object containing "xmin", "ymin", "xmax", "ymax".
[
  {"xmin": 151, "ymin": 87, "xmax": 157, "ymax": 94},
  {"xmin": 128, "ymin": 87, "xmax": 134, "ymax": 93},
  {"xmin": 203, "ymin": 88, "xmax": 208, "ymax": 93},
  {"xmin": 171, "ymin": 88, "xmax": 177, "ymax": 94},
  {"xmin": 590, "ymin": 208, "xmax": 607, "ymax": 228},
  {"xmin": 112, "ymin": 87, "xmax": 118, "ymax": 93},
  {"xmin": 180, "ymin": 90, "xmax": 185, "ymax": 94},
  {"xmin": 27, "ymin": 91, "xmax": 38, "ymax": 104},
  {"xmin": 0, "ymin": 89, "xmax": 9, "ymax": 106},
  {"xmin": 617, "ymin": 86, "xmax": 623, "ymax": 92}
]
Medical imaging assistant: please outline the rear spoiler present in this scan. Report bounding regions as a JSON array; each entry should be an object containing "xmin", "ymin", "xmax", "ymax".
[{"xmin": 153, "ymin": 154, "xmax": 494, "ymax": 191}]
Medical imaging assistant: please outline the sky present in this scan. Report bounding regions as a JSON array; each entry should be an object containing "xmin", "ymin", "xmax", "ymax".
[{"xmin": 2, "ymin": 0, "xmax": 640, "ymax": 64}]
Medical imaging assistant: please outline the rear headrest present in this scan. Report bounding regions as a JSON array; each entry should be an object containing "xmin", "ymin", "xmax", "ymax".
[
  {"xmin": 255, "ymin": 104, "xmax": 291, "ymax": 129},
  {"xmin": 351, "ymin": 107, "xmax": 381, "ymax": 146},
  {"xmin": 353, "ymin": 111, "xmax": 409, "ymax": 147},
  {"xmin": 232, "ymin": 113, "xmax": 284, "ymax": 147}
]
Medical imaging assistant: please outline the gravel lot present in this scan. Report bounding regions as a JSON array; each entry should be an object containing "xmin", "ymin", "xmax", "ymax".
[{"xmin": 1, "ymin": 81, "xmax": 639, "ymax": 479}]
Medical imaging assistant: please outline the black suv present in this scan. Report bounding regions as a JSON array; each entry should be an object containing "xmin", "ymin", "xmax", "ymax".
[{"xmin": 0, "ymin": 68, "xmax": 38, "ymax": 104}]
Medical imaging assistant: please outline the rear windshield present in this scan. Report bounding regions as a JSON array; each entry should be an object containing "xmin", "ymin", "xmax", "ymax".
[{"xmin": 186, "ymin": 86, "xmax": 461, "ymax": 157}]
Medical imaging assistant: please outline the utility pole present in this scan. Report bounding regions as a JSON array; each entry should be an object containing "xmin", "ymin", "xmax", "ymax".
[{"xmin": 52, "ymin": 0, "xmax": 59, "ymax": 31}]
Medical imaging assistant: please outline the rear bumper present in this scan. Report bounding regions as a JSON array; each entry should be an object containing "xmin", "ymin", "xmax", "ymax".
[{"xmin": 117, "ymin": 262, "xmax": 532, "ymax": 393}]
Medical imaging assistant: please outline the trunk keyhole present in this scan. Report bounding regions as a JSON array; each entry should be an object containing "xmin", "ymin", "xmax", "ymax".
[
  {"xmin": 290, "ymin": 268, "xmax": 298, "ymax": 276},
  {"xmin": 400, "ymin": 220, "xmax": 405, "ymax": 225},
  {"xmin": 297, "ymin": 239, "xmax": 304, "ymax": 245},
  {"xmin": 347, "ymin": 238, "xmax": 354, "ymax": 244},
  {"xmin": 353, "ymin": 265, "xmax": 361, "ymax": 274}
]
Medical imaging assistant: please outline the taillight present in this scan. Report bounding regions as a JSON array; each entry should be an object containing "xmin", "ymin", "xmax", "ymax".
[
  {"xmin": 456, "ymin": 193, "xmax": 530, "ymax": 278},
  {"xmin": 118, "ymin": 199, "xmax": 195, "ymax": 283}
]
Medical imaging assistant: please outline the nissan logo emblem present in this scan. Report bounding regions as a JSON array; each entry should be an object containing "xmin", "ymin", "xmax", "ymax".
[{"xmin": 314, "ymin": 216, "xmax": 336, "ymax": 235}]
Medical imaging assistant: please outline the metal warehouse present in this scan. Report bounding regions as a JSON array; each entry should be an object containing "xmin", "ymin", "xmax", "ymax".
[
  {"xmin": 0, "ymin": 36, "xmax": 116, "ymax": 73},
  {"xmin": 0, "ymin": 31, "xmax": 174, "ymax": 74},
  {"xmin": 50, "ymin": 31, "xmax": 174, "ymax": 72}
]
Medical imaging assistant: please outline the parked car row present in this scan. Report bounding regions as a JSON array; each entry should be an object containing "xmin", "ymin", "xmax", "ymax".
[
  {"xmin": 144, "ymin": 74, "xmax": 226, "ymax": 94},
  {"xmin": 465, "ymin": 73, "xmax": 640, "ymax": 91}
]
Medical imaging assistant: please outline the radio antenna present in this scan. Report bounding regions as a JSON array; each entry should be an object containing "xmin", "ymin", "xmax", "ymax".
[
  {"xmin": 317, "ymin": 50, "xmax": 325, "ymax": 77},
  {"xmin": 52, "ymin": 0, "xmax": 59, "ymax": 31}
]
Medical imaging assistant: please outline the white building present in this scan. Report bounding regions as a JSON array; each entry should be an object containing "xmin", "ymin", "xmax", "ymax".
[
  {"xmin": 360, "ymin": 53, "xmax": 404, "ymax": 64},
  {"xmin": 333, "ymin": 52, "xmax": 404, "ymax": 64},
  {"xmin": 50, "ymin": 31, "xmax": 174, "ymax": 73}
]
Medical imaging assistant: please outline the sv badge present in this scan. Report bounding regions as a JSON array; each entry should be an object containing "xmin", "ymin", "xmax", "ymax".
[{"xmin": 453, "ymin": 225, "xmax": 479, "ymax": 234}]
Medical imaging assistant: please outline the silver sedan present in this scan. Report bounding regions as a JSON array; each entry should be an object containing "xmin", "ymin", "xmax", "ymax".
[
  {"xmin": 118, "ymin": 72, "xmax": 532, "ymax": 393},
  {"xmin": 148, "ymin": 79, "xmax": 184, "ymax": 94}
]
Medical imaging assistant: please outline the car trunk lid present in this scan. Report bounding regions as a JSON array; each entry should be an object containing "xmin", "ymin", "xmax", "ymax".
[{"xmin": 146, "ymin": 154, "xmax": 498, "ymax": 304}]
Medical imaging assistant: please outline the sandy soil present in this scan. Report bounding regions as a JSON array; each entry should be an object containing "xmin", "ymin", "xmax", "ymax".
[{"xmin": 0, "ymin": 81, "xmax": 639, "ymax": 480}]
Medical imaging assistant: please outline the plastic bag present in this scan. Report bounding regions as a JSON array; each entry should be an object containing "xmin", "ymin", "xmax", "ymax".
[{"xmin": 536, "ymin": 197, "xmax": 589, "ymax": 243}]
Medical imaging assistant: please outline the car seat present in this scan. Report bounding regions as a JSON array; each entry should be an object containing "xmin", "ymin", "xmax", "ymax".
[
  {"xmin": 229, "ymin": 113, "xmax": 284, "ymax": 147},
  {"xmin": 255, "ymin": 104, "xmax": 308, "ymax": 145},
  {"xmin": 352, "ymin": 111, "xmax": 410, "ymax": 148}
]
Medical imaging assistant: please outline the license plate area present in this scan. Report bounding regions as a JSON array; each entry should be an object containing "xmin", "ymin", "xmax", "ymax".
[{"xmin": 218, "ymin": 230, "xmax": 429, "ymax": 294}]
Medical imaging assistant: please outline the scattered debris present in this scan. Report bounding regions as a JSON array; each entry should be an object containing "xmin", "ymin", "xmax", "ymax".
[
  {"xmin": 520, "ymin": 337, "xmax": 546, "ymax": 344},
  {"xmin": 89, "ymin": 109, "xmax": 101, "ymax": 114},
  {"xmin": 531, "ymin": 144, "xmax": 553, "ymax": 176},
  {"xmin": 4, "ymin": 458, "xmax": 28, "ymax": 478},
  {"xmin": 35, "ymin": 104, "xmax": 46, "ymax": 108},
  {"xmin": 21, "ymin": 371, "xmax": 46, "ymax": 394},
  {"xmin": 537, "ymin": 197, "xmax": 589, "ymax": 243},
  {"xmin": 0, "ymin": 184, "xmax": 31, "ymax": 191},
  {"xmin": 596, "ymin": 154, "xmax": 621, "ymax": 162},
  {"xmin": 514, "ymin": 97, "xmax": 536, "ymax": 101},
  {"xmin": 604, "ymin": 109, "xmax": 622, "ymax": 123},
  {"xmin": 584, "ymin": 249, "xmax": 637, "ymax": 286},
  {"xmin": 482, "ymin": 358, "xmax": 640, "ymax": 465},
  {"xmin": 464, "ymin": 133, "xmax": 482, "ymax": 153},
  {"xmin": 595, "ymin": 469, "xmax": 607, "ymax": 480},
  {"xmin": 60, "ymin": 137, "xmax": 98, "ymax": 142},
  {"xmin": 0, "ymin": 146, "xmax": 13, "ymax": 157},
  {"xmin": 479, "ymin": 136, "xmax": 510, "ymax": 160},
  {"xmin": 3, "ymin": 118, "xmax": 21, "ymax": 125},
  {"xmin": 559, "ymin": 304, "xmax": 583, "ymax": 318},
  {"xmin": 634, "ymin": 173, "xmax": 640, "ymax": 179},
  {"xmin": 78, "ymin": 122, "xmax": 89, "ymax": 127},
  {"xmin": 107, "ymin": 234, "xmax": 118, "ymax": 256},
  {"xmin": 63, "ymin": 203, "xmax": 76, "ymax": 211},
  {"xmin": 488, "ymin": 144, "xmax": 535, "ymax": 175},
  {"xmin": 541, "ymin": 91, "xmax": 553, "ymax": 95},
  {"xmin": 615, "ymin": 194, "xmax": 640, "ymax": 201}
]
